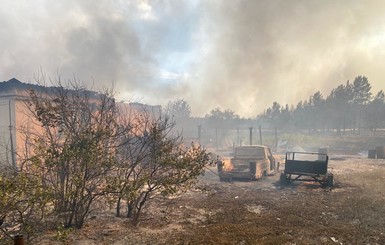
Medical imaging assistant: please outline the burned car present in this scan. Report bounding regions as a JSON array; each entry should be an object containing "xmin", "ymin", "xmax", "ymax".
[{"xmin": 217, "ymin": 145, "xmax": 279, "ymax": 181}]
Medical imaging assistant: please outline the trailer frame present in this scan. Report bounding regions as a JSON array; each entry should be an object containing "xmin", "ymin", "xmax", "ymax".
[{"xmin": 280, "ymin": 151, "xmax": 333, "ymax": 187}]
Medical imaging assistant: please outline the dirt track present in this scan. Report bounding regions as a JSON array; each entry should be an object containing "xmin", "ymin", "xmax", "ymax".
[{"xmin": 43, "ymin": 154, "xmax": 385, "ymax": 245}]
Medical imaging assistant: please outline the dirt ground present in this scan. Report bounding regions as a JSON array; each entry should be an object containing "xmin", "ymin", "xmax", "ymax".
[{"xmin": 40, "ymin": 153, "xmax": 385, "ymax": 245}]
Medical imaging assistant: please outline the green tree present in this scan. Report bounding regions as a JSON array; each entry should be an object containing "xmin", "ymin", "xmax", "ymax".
[
  {"xmin": 352, "ymin": 76, "xmax": 372, "ymax": 134},
  {"xmin": 163, "ymin": 99, "xmax": 193, "ymax": 136},
  {"xmin": 105, "ymin": 109, "xmax": 154, "ymax": 218},
  {"xmin": 292, "ymin": 100, "xmax": 312, "ymax": 132},
  {"xmin": 263, "ymin": 101, "xmax": 284, "ymax": 130},
  {"xmin": 365, "ymin": 90, "xmax": 385, "ymax": 135},
  {"xmin": 352, "ymin": 76, "xmax": 372, "ymax": 105},
  {"xmin": 164, "ymin": 99, "xmax": 191, "ymax": 120},
  {"xmin": 325, "ymin": 81, "xmax": 354, "ymax": 134},
  {"xmin": 309, "ymin": 91, "xmax": 326, "ymax": 132},
  {"xmin": 205, "ymin": 108, "xmax": 240, "ymax": 148},
  {"xmin": 107, "ymin": 115, "xmax": 210, "ymax": 225},
  {"xmin": 26, "ymin": 79, "xmax": 121, "ymax": 229},
  {"xmin": 280, "ymin": 104, "xmax": 291, "ymax": 132},
  {"xmin": 0, "ymin": 166, "xmax": 53, "ymax": 243}
]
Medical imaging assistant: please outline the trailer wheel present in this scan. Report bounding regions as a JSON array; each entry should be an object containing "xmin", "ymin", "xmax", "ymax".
[
  {"xmin": 326, "ymin": 174, "xmax": 334, "ymax": 187},
  {"xmin": 321, "ymin": 174, "xmax": 334, "ymax": 188},
  {"xmin": 279, "ymin": 173, "xmax": 289, "ymax": 186}
]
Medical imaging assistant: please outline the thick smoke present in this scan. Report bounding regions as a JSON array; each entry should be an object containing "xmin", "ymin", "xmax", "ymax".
[
  {"xmin": 190, "ymin": 0, "xmax": 385, "ymax": 117},
  {"xmin": 1, "ymin": 0, "xmax": 385, "ymax": 117}
]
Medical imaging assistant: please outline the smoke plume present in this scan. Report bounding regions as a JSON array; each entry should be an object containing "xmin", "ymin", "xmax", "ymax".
[{"xmin": 1, "ymin": 0, "xmax": 385, "ymax": 117}]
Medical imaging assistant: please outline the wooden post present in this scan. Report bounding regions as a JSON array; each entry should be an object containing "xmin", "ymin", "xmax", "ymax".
[
  {"xmin": 198, "ymin": 125, "xmax": 201, "ymax": 145},
  {"xmin": 216, "ymin": 127, "xmax": 219, "ymax": 150},
  {"xmin": 249, "ymin": 127, "xmax": 253, "ymax": 145},
  {"xmin": 275, "ymin": 127, "xmax": 278, "ymax": 150}
]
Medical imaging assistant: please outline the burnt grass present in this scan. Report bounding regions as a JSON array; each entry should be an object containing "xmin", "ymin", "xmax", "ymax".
[
  {"xmin": 158, "ymin": 179, "xmax": 385, "ymax": 245},
  {"xmin": 40, "ymin": 156, "xmax": 385, "ymax": 245}
]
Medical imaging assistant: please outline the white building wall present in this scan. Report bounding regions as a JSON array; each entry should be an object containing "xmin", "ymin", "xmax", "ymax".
[{"xmin": 0, "ymin": 96, "xmax": 16, "ymax": 167}]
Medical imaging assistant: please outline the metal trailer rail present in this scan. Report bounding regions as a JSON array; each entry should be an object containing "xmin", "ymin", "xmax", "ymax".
[{"xmin": 280, "ymin": 151, "xmax": 333, "ymax": 187}]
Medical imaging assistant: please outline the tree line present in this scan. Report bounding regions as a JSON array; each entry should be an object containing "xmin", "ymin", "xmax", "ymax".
[
  {"xmin": 165, "ymin": 76, "xmax": 385, "ymax": 144},
  {"xmin": 259, "ymin": 76, "xmax": 385, "ymax": 135}
]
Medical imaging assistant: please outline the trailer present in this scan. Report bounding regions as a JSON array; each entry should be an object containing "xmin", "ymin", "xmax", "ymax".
[{"xmin": 280, "ymin": 151, "xmax": 333, "ymax": 187}]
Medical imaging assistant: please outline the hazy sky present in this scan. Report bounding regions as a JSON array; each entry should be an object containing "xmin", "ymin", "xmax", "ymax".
[{"xmin": 1, "ymin": 0, "xmax": 385, "ymax": 117}]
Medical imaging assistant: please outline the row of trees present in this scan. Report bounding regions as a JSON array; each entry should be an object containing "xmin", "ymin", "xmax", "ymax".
[
  {"xmin": 165, "ymin": 76, "xmax": 385, "ymax": 142},
  {"xmin": 164, "ymin": 100, "xmax": 243, "ymax": 147},
  {"xmin": 160, "ymin": 75, "xmax": 385, "ymax": 151},
  {"xmin": 260, "ymin": 76, "xmax": 385, "ymax": 134},
  {"xmin": 0, "ymin": 79, "xmax": 211, "ymax": 242}
]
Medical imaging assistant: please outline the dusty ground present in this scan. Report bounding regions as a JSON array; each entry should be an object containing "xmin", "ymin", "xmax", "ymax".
[{"xmin": 39, "ymin": 153, "xmax": 385, "ymax": 245}]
